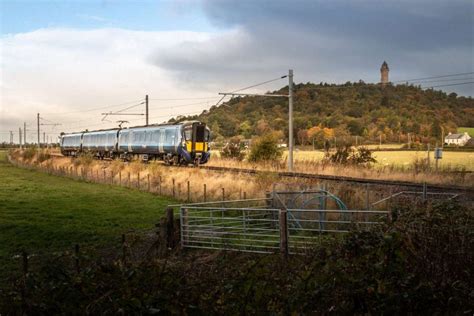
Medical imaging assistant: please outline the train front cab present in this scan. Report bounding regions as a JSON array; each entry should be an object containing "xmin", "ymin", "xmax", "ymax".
[{"xmin": 181, "ymin": 122, "xmax": 210, "ymax": 164}]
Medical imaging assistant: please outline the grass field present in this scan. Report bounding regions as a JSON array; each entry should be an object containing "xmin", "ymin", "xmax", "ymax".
[
  {"xmin": 458, "ymin": 126, "xmax": 474, "ymax": 135},
  {"xmin": 0, "ymin": 151, "xmax": 174, "ymax": 276},
  {"xmin": 282, "ymin": 150, "xmax": 474, "ymax": 171}
]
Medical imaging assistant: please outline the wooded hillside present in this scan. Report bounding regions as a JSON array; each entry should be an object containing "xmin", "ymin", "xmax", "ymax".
[{"xmin": 171, "ymin": 82, "xmax": 474, "ymax": 145}]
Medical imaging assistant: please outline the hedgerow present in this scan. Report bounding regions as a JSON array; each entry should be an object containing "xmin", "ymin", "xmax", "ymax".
[{"xmin": 1, "ymin": 202, "xmax": 472, "ymax": 314}]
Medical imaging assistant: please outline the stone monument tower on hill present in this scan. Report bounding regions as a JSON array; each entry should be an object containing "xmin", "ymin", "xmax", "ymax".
[{"xmin": 380, "ymin": 61, "xmax": 389, "ymax": 85}]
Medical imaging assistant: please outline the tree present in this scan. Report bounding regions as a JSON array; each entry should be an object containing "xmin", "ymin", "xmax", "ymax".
[{"xmin": 297, "ymin": 129, "xmax": 309, "ymax": 145}]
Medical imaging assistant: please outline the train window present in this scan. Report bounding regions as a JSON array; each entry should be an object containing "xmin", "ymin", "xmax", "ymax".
[
  {"xmin": 165, "ymin": 129, "xmax": 174, "ymax": 143},
  {"xmin": 153, "ymin": 130, "xmax": 159, "ymax": 142},
  {"xmin": 204, "ymin": 129, "xmax": 210, "ymax": 141},
  {"xmin": 195, "ymin": 125, "xmax": 205, "ymax": 142},
  {"xmin": 184, "ymin": 128, "xmax": 192, "ymax": 141}
]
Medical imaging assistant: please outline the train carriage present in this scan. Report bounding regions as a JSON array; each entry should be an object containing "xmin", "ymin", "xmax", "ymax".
[
  {"xmin": 60, "ymin": 121, "xmax": 211, "ymax": 165},
  {"xmin": 82, "ymin": 129, "xmax": 119, "ymax": 159},
  {"xmin": 60, "ymin": 132, "xmax": 83, "ymax": 156}
]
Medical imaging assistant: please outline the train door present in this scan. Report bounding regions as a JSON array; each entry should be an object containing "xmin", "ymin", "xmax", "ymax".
[
  {"xmin": 192, "ymin": 122, "xmax": 207, "ymax": 152},
  {"xmin": 128, "ymin": 130, "xmax": 133, "ymax": 152},
  {"xmin": 159, "ymin": 129, "xmax": 165, "ymax": 153}
]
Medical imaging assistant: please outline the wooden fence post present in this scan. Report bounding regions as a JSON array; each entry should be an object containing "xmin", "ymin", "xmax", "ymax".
[
  {"xmin": 187, "ymin": 181, "xmax": 190, "ymax": 203},
  {"xmin": 159, "ymin": 176, "xmax": 162, "ymax": 195},
  {"xmin": 128, "ymin": 172, "xmax": 131, "ymax": 188},
  {"xmin": 243, "ymin": 192, "xmax": 247, "ymax": 200},
  {"xmin": 172, "ymin": 178, "xmax": 176, "ymax": 198},
  {"xmin": 119, "ymin": 171, "xmax": 122, "ymax": 186},
  {"xmin": 147, "ymin": 174, "xmax": 151, "ymax": 192},
  {"xmin": 103, "ymin": 170, "xmax": 106, "ymax": 182},
  {"xmin": 137, "ymin": 172, "xmax": 141, "ymax": 189},
  {"xmin": 203, "ymin": 184, "xmax": 207, "ymax": 202},
  {"xmin": 110, "ymin": 171, "xmax": 113, "ymax": 184},
  {"xmin": 279, "ymin": 209, "xmax": 288, "ymax": 258},
  {"xmin": 239, "ymin": 188, "xmax": 242, "ymax": 200},
  {"xmin": 222, "ymin": 188, "xmax": 225, "ymax": 201}
]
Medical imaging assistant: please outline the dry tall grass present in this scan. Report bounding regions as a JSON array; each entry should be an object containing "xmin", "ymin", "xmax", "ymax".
[
  {"xmin": 8, "ymin": 149, "xmax": 471, "ymax": 210},
  {"xmin": 207, "ymin": 157, "xmax": 473, "ymax": 187}
]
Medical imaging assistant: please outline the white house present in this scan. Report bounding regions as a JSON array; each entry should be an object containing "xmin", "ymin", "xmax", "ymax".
[{"xmin": 444, "ymin": 132, "xmax": 471, "ymax": 146}]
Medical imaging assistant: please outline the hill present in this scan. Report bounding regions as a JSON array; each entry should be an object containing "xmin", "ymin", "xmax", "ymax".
[{"xmin": 171, "ymin": 82, "xmax": 474, "ymax": 145}]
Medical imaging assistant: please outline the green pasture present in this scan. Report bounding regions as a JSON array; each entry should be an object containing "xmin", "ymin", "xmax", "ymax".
[
  {"xmin": 0, "ymin": 151, "xmax": 174, "ymax": 276},
  {"xmin": 458, "ymin": 126, "xmax": 474, "ymax": 136},
  {"xmin": 283, "ymin": 150, "xmax": 474, "ymax": 171}
]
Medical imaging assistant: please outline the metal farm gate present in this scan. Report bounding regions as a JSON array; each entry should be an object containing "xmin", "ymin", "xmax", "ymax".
[{"xmin": 178, "ymin": 189, "xmax": 390, "ymax": 254}]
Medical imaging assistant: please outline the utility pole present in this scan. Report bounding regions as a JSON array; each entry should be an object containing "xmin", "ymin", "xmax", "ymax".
[
  {"xmin": 24, "ymin": 122, "xmax": 27, "ymax": 145},
  {"xmin": 19, "ymin": 128, "xmax": 22, "ymax": 149},
  {"xmin": 9, "ymin": 131, "xmax": 13, "ymax": 144},
  {"xmin": 43, "ymin": 132, "xmax": 45, "ymax": 145},
  {"xmin": 427, "ymin": 143, "xmax": 430, "ymax": 167},
  {"xmin": 217, "ymin": 70, "xmax": 293, "ymax": 172},
  {"xmin": 145, "ymin": 95, "xmax": 149, "ymax": 126},
  {"xmin": 37, "ymin": 113, "xmax": 40, "ymax": 147},
  {"xmin": 288, "ymin": 69, "xmax": 294, "ymax": 172}
]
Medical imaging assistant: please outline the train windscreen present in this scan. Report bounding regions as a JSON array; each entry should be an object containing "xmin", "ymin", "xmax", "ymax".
[{"xmin": 195, "ymin": 125, "xmax": 205, "ymax": 142}]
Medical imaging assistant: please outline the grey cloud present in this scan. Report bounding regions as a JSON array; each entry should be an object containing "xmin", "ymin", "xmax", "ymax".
[{"xmin": 152, "ymin": 0, "xmax": 473, "ymax": 95}]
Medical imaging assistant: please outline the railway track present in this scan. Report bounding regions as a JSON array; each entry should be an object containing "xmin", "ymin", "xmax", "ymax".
[
  {"xmin": 198, "ymin": 165, "xmax": 473, "ymax": 194},
  {"xmin": 48, "ymin": 152, "xmax": 473, "ymax": 194}
]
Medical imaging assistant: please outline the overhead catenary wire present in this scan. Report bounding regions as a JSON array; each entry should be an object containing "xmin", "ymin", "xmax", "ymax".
[
  {"xmin": 391, "ymin": 71, "xmax": 474, "ymax": 83},
  {"xmin": 43, "ymin": 98, "xmax": 145, "ymax": 115},
  {"xmin": 214, "ymin": 74, "xmax": 288, "ymax": 107},
  {"xmin": 421, "ymin": 81, "xmax": 474, "ymax": 89}
]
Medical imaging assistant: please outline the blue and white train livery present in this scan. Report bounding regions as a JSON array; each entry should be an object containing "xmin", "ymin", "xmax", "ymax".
[{"xmin": 60, "ymin": 121, "xmax": 210, "ymax": 165}]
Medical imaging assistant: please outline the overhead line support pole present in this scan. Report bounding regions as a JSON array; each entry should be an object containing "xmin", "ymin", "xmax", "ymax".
[
  {"xmin": 218, "ymin": 69, "xmax": 295, "ymax": 172},
  {"xmin": 37, "ymin": 113, "xmax": 40, "ymax": 147},
  {"xmin": 145, "ymin": 95, "xmax": 149, "ymax": 126},
  {"xmin": 288, "ymin": 69, "xmax": 294, "ymax": 172}
]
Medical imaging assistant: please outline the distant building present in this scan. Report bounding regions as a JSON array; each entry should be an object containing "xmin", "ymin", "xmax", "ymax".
[
  {"xmin": 444, "ymin": 132, "xmax": 471, "ymax": 146},
  {"xmin": 380, "ymin": 61, "xmax": 389, "ymax": 85}
]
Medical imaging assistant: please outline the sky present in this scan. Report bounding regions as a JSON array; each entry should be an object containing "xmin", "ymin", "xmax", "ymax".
[{"xmin": 1, "ymin": 0, "xmax": 473, "ymax": 143}]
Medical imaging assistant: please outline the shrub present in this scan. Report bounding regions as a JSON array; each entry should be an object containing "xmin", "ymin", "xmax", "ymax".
[
  {"xmin": 248, "ymin": 133, "xmax": 282, "ymax": 163},
  {"xmin": 22, "ymin": 147, "xmax": 36, "ymax": 161},
  {"xmin": 220, "ymin": 137, "xmax": 246, "ymax": 161},
  {"xmin": 129, "ymin": 160, "xmax": 144, "ymax": 174},
  {"xmin": 109, "ymin": 159, "xmax": 124, "ymax": 174},
  {"xmin": 78, "ymin": 153, "xmax": 94, "ymax": 167},
  {"xmin": 325, "ymin": 146, "xmax": 376, "ymax": 165},
  {"xmin": 37, "ymin": 150, "xmax": 51, "ymax": 163}
]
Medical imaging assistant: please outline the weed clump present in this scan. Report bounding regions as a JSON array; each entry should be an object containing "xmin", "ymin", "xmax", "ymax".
[
  {"xmin": 37, "ymin": 150, "xmax": 51, "ymax": 163},
  {"xmin": 22, "ymin": 147, "xmax": 36, "ymax": 161}
]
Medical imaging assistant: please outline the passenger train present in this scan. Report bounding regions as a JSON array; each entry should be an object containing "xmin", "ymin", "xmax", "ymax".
[{"xmin": 60, "ymin": 121, "xmax": 211, "ymax": 165}]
